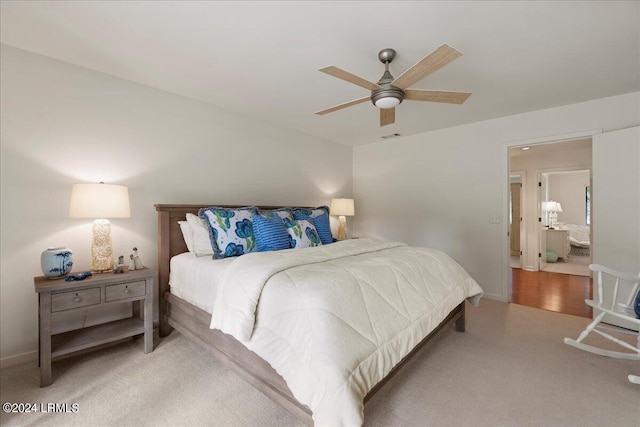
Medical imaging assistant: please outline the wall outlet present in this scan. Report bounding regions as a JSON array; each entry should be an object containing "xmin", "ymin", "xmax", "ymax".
[{"xmin": 489, "ymin": 215, "xmax": 502, "ymax": 224}]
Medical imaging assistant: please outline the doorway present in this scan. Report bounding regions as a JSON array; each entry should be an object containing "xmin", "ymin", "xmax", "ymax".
[
  {"xmin": 507, "ymin": 138, "xmax": 593, "ymax": 318},
  {"xmin": 538, "ymin": 169, "xmax": 591, "ymax": 276}
]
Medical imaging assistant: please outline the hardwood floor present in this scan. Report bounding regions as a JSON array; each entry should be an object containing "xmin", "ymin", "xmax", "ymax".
[{"xmin": 510, "ymin": 268, "xmax": 592, "ymax": 318}]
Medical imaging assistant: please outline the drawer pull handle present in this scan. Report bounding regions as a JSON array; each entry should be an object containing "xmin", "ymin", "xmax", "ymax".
[{"xmin": 74, "ymin": 297, "xmax": 81, "ymax": 303}]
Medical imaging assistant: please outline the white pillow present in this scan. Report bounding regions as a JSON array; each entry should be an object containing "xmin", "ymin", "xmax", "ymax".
[
  {"xmin": 186, "ymin": 213, "xmax": 215, "ymax": 257},
  {"xmin": 178, "ymin": 221, "xmax": 195, "ymax": 253}
]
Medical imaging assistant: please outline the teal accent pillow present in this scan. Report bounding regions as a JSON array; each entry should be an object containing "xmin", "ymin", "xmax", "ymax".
[
  {"xmin": 546, "ymin": 250, "xmax": 558, "ymax": 263},
  {"xmin": 199, "ymin": 207, "xmax": 258, "ymax": 259},
  {"xmin": 253, "ymin": 214, "xmax": 291, "ymax": 252},
  {"xmin": 286, "ymin": 219, "xmax": 322, "ymax": 249}
]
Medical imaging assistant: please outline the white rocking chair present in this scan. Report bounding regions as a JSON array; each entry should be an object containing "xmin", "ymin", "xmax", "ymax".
[{"xmin": 564, "ymin": 264, "xmax": 640, "ymax": 384}]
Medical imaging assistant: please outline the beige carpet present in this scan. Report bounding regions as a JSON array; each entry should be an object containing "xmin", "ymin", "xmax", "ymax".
[{"xmin": 1, "ymin": 299, "xmax": 638, "ymax": 426}]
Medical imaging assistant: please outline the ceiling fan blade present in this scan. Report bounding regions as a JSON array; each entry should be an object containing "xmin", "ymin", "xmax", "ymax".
[
  {"xmin": 380, "ymin": 108, "xmax": 395, "ymax": 126},
  {"xmin": 315, "ymin": 97, "xmax": 370, "ymax": 115},
  {"xmin": 404, "ymin": 89, "xmax": 471, "ymax": 104},
  {"xmin": 319, "ymin": 66, "xmax": 381, "ymax": 91},
  {"xmin": 392, "ymin": 44, "xmax": 463, "ymax": 89}
]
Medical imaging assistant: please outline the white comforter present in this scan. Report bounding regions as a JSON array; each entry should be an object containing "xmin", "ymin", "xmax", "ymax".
[
  {"xmin": 558, "ymin": 223, "xmax": 590, "ymax": 248},
  {"xmin": 210, "ymin": 238, "xmax": 483, "ymax": 426}
]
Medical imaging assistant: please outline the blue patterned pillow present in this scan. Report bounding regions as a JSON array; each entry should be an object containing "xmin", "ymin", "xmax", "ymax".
[
  {"xmin": 293, "ymin": 212, "xmax": 332, "ymax": 245},
  {"xmin": 286, "ymin": 219, "xmax": 322, "ymax": 249},
  {"xmin": 253, "ymin": 214, "xmax": 291, "ymax": 252},
  {"xmin": 199, "ymin": 207, "xmax": 258, "ymax": 259},
  {"xmin": 259, "ymin": 207, "xmax": 294, "ymax": 222}
]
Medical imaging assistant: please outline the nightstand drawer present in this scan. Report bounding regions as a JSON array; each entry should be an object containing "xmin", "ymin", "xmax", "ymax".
[
  {"xmin": 105, "ymin": 281, "xmax": 146, "ymax": 302},
  {"xmin": 51, "ymin": 288, "xmax": 101, "ymax": 312}
]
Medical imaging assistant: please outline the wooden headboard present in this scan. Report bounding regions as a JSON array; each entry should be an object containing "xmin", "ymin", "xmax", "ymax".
[{"xmin": 155, "ymin": 204, "xmax": 285, "ymax": 336}]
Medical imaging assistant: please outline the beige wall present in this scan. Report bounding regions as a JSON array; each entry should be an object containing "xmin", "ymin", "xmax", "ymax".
[
  {"xmin": 593, "ymin": 127, "xmax": 640, "ymax": 276},
  {"xmin": 592, "ymin": 126, "xmax": 640, "ymax": 330},
  {"xmin": 353, "ymin": 92, "xmax": 640, "ymax": 301},
  {"xmin": 548, "ymin": 170, "xmax": 591, "ymax": 226},
  {"xmin": 0, "ymin": 45, "xmax": 353, "ymax": 362}
]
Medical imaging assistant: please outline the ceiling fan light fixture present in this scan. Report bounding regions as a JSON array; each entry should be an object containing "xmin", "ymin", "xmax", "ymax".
[
  {"xmin": 371, "ymin": 87, "xmax": 404, "ymax": 109},
  {"xmin": 374, "ymin": 96, "xmax": 401, "ymax": 109}
]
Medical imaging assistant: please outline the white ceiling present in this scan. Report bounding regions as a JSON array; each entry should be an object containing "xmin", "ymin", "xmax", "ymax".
[{"xmin": 1, "ymin": 1, "xmax": 639, "ymax": 146}]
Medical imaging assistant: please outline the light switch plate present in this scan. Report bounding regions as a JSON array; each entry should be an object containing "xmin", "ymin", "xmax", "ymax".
[{"xmin": 489, "ymin": 215, "xmax": 502, "ymax": 224}]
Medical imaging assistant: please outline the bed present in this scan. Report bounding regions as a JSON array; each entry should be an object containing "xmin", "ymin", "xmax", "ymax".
[
  {"xmin": 156, "ymin": 204, "xmax": 483, "ymax": 425},
  {"xmin": 557, "ymin": 223, "xmax": 590, "ymax": 256}
]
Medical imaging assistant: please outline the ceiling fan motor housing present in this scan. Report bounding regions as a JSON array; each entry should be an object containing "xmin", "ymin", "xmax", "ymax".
[
  {"xmin": 371, "ymin": 86, "xmax": 405, "ymax": 108},
  {"xmin": 378, "ymin": 48, "xmax": 396, "ymax": 64},
  {"xmin": 372, "ymin": 48, "xmax": 404, "ymax": 108}
]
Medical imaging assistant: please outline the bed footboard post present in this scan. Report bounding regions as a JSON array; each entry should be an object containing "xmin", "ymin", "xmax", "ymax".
[{"xmin": 455, "ymin": 302, "xmax": 466, "ymax": 332}]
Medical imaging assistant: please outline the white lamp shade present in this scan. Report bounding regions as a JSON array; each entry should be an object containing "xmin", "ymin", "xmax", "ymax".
[
  {"xmin": 544, "ymin": 200, "xmax": 562, "ymax": 213},
  {"xmin": 330, "ymin": 198, "xmax": 355, "ymax": 216},
  {"xmin": 374, "ymin": 97, "xmax": 401, "ymax": 109},
  {"xmin": 69, "ymin": 183, "xmax": 131, "ymax": 219}
]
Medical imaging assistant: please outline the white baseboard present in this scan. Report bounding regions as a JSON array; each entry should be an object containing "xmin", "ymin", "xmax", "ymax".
[
  {"xmin": 0, "ymin": 350, "xmax": 37, "ymax": 369},
  {"xmin": 481, "ymin": 292, "xmax": 505, "ymax": 302}
]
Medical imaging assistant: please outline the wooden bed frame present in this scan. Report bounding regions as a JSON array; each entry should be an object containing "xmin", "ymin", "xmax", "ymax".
[{"xmin": 156, "ymin": 203, "xmax": 466, "ymax": 425}]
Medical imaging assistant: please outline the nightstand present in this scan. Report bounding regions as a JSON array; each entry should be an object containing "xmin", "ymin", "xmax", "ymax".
[
  {"xmin": 544, "ymin": 229, "xmax": 570, "ymax": 260},
  {"xmin": 34, "ymin": 268, "xmax": 155, "ymax": 387}
]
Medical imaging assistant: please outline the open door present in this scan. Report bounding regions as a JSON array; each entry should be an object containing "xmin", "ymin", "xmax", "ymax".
[{"xmin": 510, "ymin": 182, "xmax": 522, "ymax": 257}]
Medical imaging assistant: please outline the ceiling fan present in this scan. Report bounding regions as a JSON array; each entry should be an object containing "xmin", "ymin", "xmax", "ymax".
[{"xmin": 315, "ymin": 44, "xmax": 471, "ymax": 127}]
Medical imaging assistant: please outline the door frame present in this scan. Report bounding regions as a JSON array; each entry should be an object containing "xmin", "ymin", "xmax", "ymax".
[
  {"xmin": 537, "ymin": 167, "xmax": 592, "ymax": 270},
  {"xmin": 502, "ymin": 129, "xmax": 601, "ymax": 302},
  {"xmin": 509, "ymin": 170, "xmax": 526, "ymax": 268}
]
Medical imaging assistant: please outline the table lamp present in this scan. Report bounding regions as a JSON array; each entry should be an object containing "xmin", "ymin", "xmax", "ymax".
[
  {"xmin": 545, "ymin": 200, "xmax": 563, "ymax": 229},
  {"xmin": 69, "ymin": 182, "xmax": 131, "ymax": 272},
  {"xmin": 330, "ymin": 198, "xmax": 355, "ymax": 240}
]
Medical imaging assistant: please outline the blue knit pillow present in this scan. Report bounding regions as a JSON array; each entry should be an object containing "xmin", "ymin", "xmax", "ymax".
[
  {"xmin": 253, "ymin": 214, "xmax": 291, "ymax": 252},
  {"xmin": 293, "ymin": 212, "xmax": 332, "ymax": 245}
]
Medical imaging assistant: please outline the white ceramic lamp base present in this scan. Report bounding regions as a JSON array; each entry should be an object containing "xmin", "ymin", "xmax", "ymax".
[
  {"xmin": 549, "ymin": 212, "xmax": 558, "ymax": 229},
  {"xmin": 91, "ymin": 219, "xmax": 114, "ymax": 272}
]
